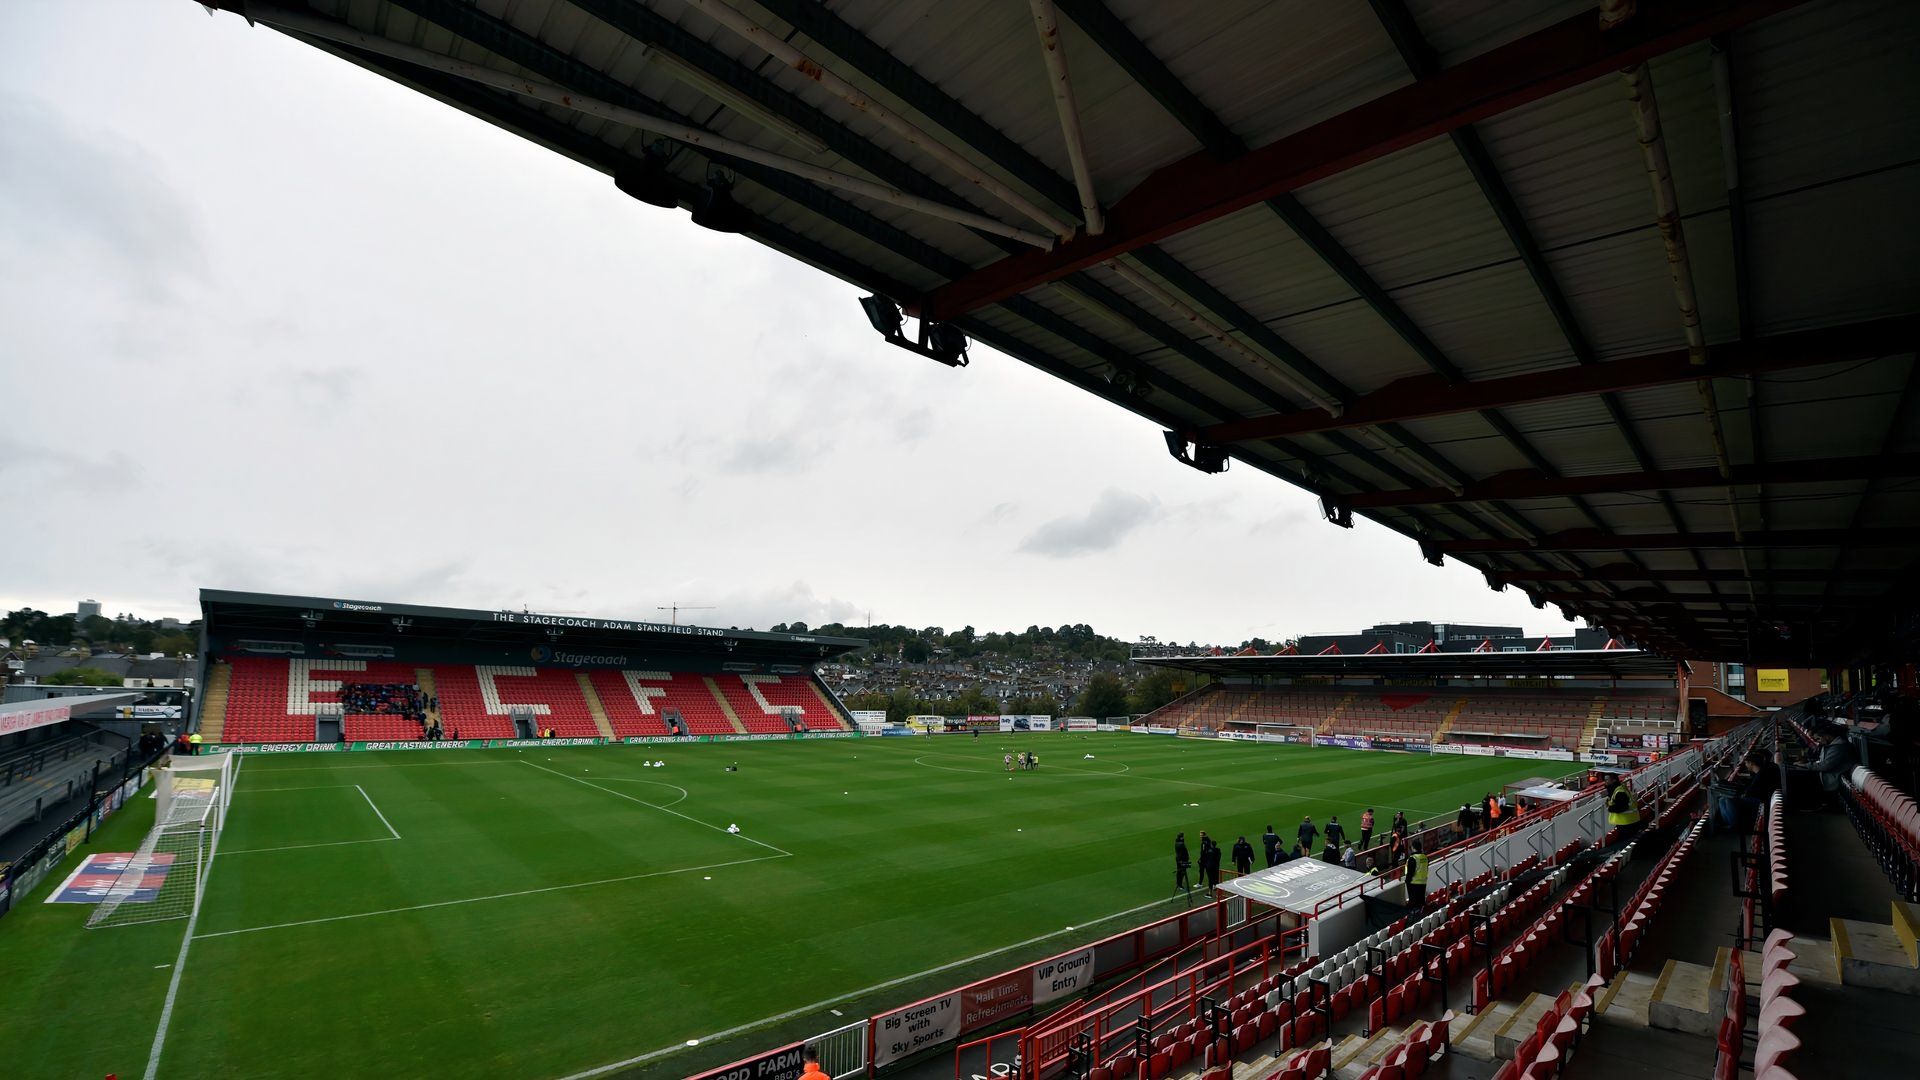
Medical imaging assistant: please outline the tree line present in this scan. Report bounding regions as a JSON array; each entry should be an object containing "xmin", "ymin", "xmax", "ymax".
[
  {"xmin": 840, "ymin": 667, "xmax": 1197, "ymax": 726},
  {"xmin": 770, "ymin": 621, "xmax": 1135, "ymax": 664},
  {"xmin": 2, "ymin": 608, "xmax": 199, "ymax": 658}
]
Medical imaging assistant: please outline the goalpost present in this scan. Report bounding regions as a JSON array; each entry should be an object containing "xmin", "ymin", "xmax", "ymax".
[{"xmin": 86, "ymin": 752, "xmax": 240, "ymax": 930}]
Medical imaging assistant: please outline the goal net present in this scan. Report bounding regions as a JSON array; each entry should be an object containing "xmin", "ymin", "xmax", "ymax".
[{"xmin": 86, "ymin": 753, "xmax": 239, "ymax": 930}]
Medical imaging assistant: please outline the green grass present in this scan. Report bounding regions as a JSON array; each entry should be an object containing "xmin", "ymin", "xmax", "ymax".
[{"xmin": 0, "ymin": 735, "xmax": 1564, "ymax": 1078}]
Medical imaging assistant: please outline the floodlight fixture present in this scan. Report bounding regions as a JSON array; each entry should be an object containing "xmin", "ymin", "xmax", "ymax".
[
  {"xmin": 690, "ymin": 176, "xmax": 749, "ymax": 233},
  {"xmin": 856, "ymin": 294, "xmax": 970, "ymax": 368},
  {"xmin": 860, "ymin": 295, "xmax": 903, "ymax": 338},
  {"xmin": 1318, "ymin": 495, "xmax": 1352, "ymax": 528},
  {"xmin": 613, "ymin": 145, "xmax": 680, "ymax": 208},
  {"xmin": 1164, "ymin": 431, "xmax": 1230, "ymax": 475}
]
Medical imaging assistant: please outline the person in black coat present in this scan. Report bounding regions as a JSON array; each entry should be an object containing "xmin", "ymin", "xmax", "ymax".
[
  {"xmin": 1199, "ymin": 833, "xmax": 1222, "ymax": 888},
  {"xmin": 1262, "ymin": 824, "xmax": 1281, "ymax": 867},
  {"xmin": 1325, "ymin": 815, "xmax": 1346, "ymax": 850},
  {"xmin": 1173, "ymin": 832, "xmax": 1191, "ymax": 892},
  {"xmin": 1232, "ymin": 835, "xmax": 1255, "ymax": 877},
  {"xmin": 1297, "ymin": 816, "xmax": 1318, "ymax": 854}
]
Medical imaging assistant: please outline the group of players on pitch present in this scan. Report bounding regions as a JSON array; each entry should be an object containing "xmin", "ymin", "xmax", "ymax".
[
  {"xmin": 1172, "ymin": 808, "xmax": 1423, "ymax": 892},
  {"xmin": 1004, "ymin": 751, "xmax": 1040, "ymax": 771}
]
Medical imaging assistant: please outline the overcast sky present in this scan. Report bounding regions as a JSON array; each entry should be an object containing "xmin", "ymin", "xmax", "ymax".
[{"xmin": 0, "ymin": 1, "xmax": 1578, "ymax": 644}]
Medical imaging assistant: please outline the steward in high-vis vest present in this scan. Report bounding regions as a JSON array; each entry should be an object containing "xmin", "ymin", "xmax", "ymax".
[
  {"xmin": 1405, "ymin": 843, "xmax": 1431, "ymax": 907},
  {"xmin": 1607, "ymin": 777, "xmax": 1642, "ymax": 836}
]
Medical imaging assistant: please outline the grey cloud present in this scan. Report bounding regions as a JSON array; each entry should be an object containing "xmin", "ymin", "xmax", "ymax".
[
  {"xmin": 0, "ymin": 438, "xmax": 142, "ymax": 493},
  {"xmin": 0, "ymin": 93, "xmax": 206, "ymax": 299},
  {"xmin": 289, "ymin": 367, "xmax": 362, "ymax": 405},
  {"xmin": 1018, "ymin": 490, "xmax": 1162, "ymax": 557},
  {"xmin": 720, "ymin": 429, "xmax": 822, "ymax": 474}
]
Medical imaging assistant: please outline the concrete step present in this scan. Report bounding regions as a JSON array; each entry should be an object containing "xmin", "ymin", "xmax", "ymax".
[
  {"xmin": 1834, "ymin": 916, "xmax": 1920, "ymax": 994},
  {"xmin": 1894, "ymin": 900, "xmax": 1920, "ymax": 967},
  {"xmin": 1453, "ymin": 1001, "xmax": 1517, "ymax": 1061},
  {"xmin": 1333, "ymin": 1025, "xmax": 1404, "ymax": 1080},
  {"xmin": 1336, "ymin": 1014, "xmax": 1413, "ymax": 1076},
  {"xmin": 1494, "ymin": 993, "xmax": 1555, "ymax": 1060},
  {"xmin": 1736, "ymin": 939, "xmax": 1840, "ymax": 988},
  {"xmin": 1594, "ymin": 970, "xmax": 1659, "ymax": 1027},
  {"xmin": 1648, "ymin": 956, "xmax": 1723, "ymax": 1036}
]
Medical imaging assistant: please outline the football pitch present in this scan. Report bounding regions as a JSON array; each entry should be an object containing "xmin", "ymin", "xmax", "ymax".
[{"xmin": 0, "ymin": 735, "xmax": 1568, "ymax": 1078}]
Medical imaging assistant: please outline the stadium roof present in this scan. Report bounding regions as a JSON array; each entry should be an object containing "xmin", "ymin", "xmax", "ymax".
[
  {"xmin": 197, "ymin": 1, "xmax": 1920, "ymax": 665},
  {"xmin": 200, "ymin": 589, "xmax": 867, "ymax": 663},
  {"xmin": 1133, "ymin": 647, "xmax": 1679, "ymax": 680}
]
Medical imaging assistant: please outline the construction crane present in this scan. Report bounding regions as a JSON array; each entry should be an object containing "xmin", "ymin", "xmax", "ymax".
[{"xmin": 655, "ymin": 603, "xmax": 715, "ymax": 626}]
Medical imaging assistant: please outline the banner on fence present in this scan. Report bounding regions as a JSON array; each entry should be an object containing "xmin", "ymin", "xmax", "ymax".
[
  {"xmin": 872, "ymin": 993, "xmax": 960, "ymax": 1067},
  {"xmin": 960, "ymin": 969, "xmax": 1032, "ymax": 1032},
  {"xmin": 696, "ymin": 1041, "xmax": 809, "ymax": 1080},
  {"xmin": 1316, "ymin": 735, "xmax": 1372, "ymax": 750},
  {"xmin": 1032, "ymin": 946, "xmax": 1095, "ymax": 1004}
]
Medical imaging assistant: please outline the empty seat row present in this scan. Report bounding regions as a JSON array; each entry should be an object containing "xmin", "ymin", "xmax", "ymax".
[
  {"xmin": 1846, "ymin": 764, "xmax": 1920, "ymax": 901},
  {"xmin": 209, "ymin": 658, "xmax": 850, "ymax": 742},
  {"xmin": 1718, "ymin": 930, "xmax": 1806, "ymax": 1080}
]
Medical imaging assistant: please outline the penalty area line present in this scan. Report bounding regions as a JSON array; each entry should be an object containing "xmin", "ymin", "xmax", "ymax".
[
  {"xmin": 193, "ymin": 853, "xmax": 788, "ymax": 940},
  {"xmin": 552, "ymin": 893, "xmax": 1180, "ymax": 1080},
  {"xmin": 358, "ymin": 784, "xmax": 401, "ymax": 839}
]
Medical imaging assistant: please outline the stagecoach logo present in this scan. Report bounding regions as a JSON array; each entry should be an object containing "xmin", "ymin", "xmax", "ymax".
[
  {"xmin": 530, "ymin": 645, "xmax": 630, "ymax": 667},
  {"xmin": 332, "ymin": 601, "xmax": 384, "ymax": 612}
]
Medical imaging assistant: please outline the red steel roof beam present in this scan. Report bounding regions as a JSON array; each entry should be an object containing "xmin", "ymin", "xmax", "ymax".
[
  {"xmin": 1342, "ymin": 451, "xmax": 1920, "ymax": 508},
  {"xmin": 916, "ymin": 0, "xmax": 1802, "ymax": 321},
  {"xmin": 1438, "ymin": 527, "xmax": 1920, "ymax": 554},
  {"xmin": 1196, "ymin": 315, "xmax": 1914, "ymax": 445}
]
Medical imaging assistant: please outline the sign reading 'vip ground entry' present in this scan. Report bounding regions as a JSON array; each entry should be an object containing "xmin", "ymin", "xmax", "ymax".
[
  {"xmin": 1032, "ymin": 946, "xmax": 1094, "ymax": 1005},
  {"xmin": 1216, "ymin": 859, "xmax": 1373, "ymax": 915}
]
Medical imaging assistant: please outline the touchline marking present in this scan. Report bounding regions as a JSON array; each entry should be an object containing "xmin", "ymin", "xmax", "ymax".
[
  {"xmin": 914, "ymin": 750, "xmax": 1451, "ymax": 817},
  {"xmin": 552, "ymin": 894, "xmax": 1180, "ymax": 1080},
  {"xmin": 144, "ymin": 751, "xmax": 245, "ymax": 1080},
  {"xmin": 521, "ymin": 760, "xmax": 791, "ymax": 857},
  {"xmin": 220, "ymin": 836, "xmax": 401, "ymax": 856},
  {"xmin": 194, "ymin": 854, "xmax": 787, "ymax": 940},
  {"xmin": 358, "ymin": 784, "xmax": 401, "ymax": 839}
]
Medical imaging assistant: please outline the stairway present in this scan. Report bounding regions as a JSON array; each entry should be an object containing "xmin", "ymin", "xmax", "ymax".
[
  {"xmin": 1316, "ymin": 692, "xmax": 1356, "ymax": 736},
  {"xmin": 1331, "ymin": 1025, "xmax": 1409, "ymax": 1079},
  {"xmin": 805, "ymin": 679, "xmax": 850, "ymax": 730},
  {"xmin": 703, "ymin": 676, "xmax": 749, "ymax": 734},
  {"xmin": 198, "ymin": 661, "xmax": 231, "ymax": 742},
  {"xmin": 1646, "ymin": 955, "xmax": 1727, "ymax": 1035},
  {"xmin": 575, "ymin": 672, "xmax": 617, "ymax": 738},
  {"xmin": 415, "ymin": 667, "xmax": 440, "ymax": 732},
  {"xmin": 1833, "ymin": 901, "xmax": 1920, "ymax": 993},
  {"xmin": 1453, "ymin": 998, "xmax": 1523, "ymax": 1060},
  {"xmin": 1431, "ymin": 696, "xmax": 1469, "ymax": 745},
  {"xmin": 1492, "ymin": 992, "xmax": 1561, "ymax": 1059},
  {"xmin": 1580, "ymin": 698, "xmax": 1608, "ymax": 755}
]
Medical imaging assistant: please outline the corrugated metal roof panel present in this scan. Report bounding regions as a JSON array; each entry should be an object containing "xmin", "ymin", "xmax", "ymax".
[{"xmin": 1112, "ymin": 0, "xmax": 1409, "ymax": 148}]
